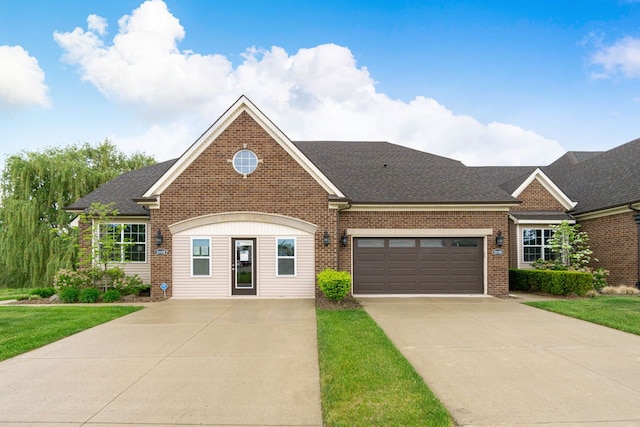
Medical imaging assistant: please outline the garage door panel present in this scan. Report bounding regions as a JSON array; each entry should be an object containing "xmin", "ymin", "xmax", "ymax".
[{"xmin": 354, "ymin": 237, "xmax": 483, "ymax": 294}]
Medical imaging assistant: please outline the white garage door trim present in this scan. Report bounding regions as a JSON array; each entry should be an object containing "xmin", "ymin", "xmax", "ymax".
[{"xmin": 348, "ymin": 228, "xmax": 490, "ymax": 295}]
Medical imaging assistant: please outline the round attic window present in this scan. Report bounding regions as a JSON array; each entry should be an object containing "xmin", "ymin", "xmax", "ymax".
[{"xmin": 232, "ymin": 149, "xmax": 258, "ymax": 175}]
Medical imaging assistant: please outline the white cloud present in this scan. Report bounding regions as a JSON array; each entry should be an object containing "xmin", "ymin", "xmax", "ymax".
[
  {"xmin": 87, "ymin": 14, "xmax": 108, "ymax": 36},
  {"xmin": 0, "ymin": 45, "xmax": 50, "ymax": 109},
  {"xmin": 54, "ymin": 0, "xmax": 564, "ymax": 166},
  {"xmin": 591, "ymin": 36, "xmax": 640, "ymax": 79}
]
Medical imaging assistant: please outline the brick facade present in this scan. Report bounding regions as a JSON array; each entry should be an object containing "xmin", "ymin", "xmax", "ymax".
[
  {"xmin": 340, "ymin": 210, "xmax": 510, "ymax": 295},
  {"xmin": 579, "ymin": 211, "xmax": 639, "ymax": 287},
  {"xmin": 512, "ymin": 178, "xmax": 565, "ymax": 212},
  {"xmin": 149, "ymin": 111, "xmax": 337, "ymax": 297},
  {"xmin": 69, "ymin": 98, "xmax": 639, "ymax": 298}
]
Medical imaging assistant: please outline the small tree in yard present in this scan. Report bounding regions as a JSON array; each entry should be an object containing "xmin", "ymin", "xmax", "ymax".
[
  {"xmin": 79, "ymin": 202, "xmax": 129, "ymax": 291},
  {"xmin": 546, "ymin": 221, "xmax": 593, "ymax": 269},
  {"xmin": 532, "ymin": 220, "xmax": 609, "ymax": 289}
]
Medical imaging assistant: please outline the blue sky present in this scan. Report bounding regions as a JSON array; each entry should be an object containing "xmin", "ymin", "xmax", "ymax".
[{"xmin": 1, "ymin": 0, "xmax": 639, "ymax": 167}]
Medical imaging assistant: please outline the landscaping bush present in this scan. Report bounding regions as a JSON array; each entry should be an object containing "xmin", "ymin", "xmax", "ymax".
[
  {"xmin": 102, "ymin": 289, "xmax": 122, "ymax": 302},
  {"xmin": 592, "ymin": 268, "xmax": 609, "ymax": 290},
  {"xmin": 30, "ymin": 287, "xmax": 56, "ymax": 298},
  {"xmin": 600, "ymin": 286, "xmax": 640, "ymax": 295},
  {"xmin": 113, "ymin": 274, "xmax": 146, "ymax": 295},
  {"xmin": 317, "ymin": 268, "xmax": 351, "ymax": 301},
  {"xmin": 509, "ymin": 269, "xmax": 593, "ymax": 296},
  {"xmin": 59, "ymin": 287, "xmax": 80, "ymax": 303},
  {"xmin": 54, "ymin": 269, "xmax": 90, "ymax": 291},
  {"xmin": 79, "ymin": 288, "xmax": 101, "ymax": 303}
]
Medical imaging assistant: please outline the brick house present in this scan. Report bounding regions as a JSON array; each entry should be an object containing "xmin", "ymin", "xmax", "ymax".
[{"xmin": 66, "ymin": 96, "xmax": 640, "ymax": 298}]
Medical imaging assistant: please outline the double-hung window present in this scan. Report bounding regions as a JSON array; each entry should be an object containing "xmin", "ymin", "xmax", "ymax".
[
  {"xmin": 192, "ymin": 238, "xmax": 211, "ymax": 276},
  {"xmin": 277, "ymin": 238, "xmax": 296, "ymax": 276},
  {"xmin": 98, "ymin": 223, "xmax": 147, "ymax": 262},
  {"xmin": 522, "ymin": 228, "xmax": 554, "ymax": 262}
]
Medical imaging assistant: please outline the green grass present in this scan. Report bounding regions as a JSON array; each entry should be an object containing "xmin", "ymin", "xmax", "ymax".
[
  {"xmin": 317, "ymin": 309, "xmax": 453, "ymax": 427},
  {"xmin": 0, "ymin": 288, "xmax": 33, "ymax": 301},
  {"xmin": 526, "ymin": 296, "xmax": 640, "ymax": 335},
  {"xmin": 0, "ymin": 306, "xmax": 143, "ymax": 361}
]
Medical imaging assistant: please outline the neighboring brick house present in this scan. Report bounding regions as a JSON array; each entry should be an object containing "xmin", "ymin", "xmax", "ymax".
[{"xmin": 66, "ymin": 96, "xmax": 640, "ymax": 298}]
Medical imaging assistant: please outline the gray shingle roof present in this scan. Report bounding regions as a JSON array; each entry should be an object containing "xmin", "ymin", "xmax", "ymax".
[
  {"xmin": 65, "ymin": 159, "xmax": 178, "ymax": 215},
  {"xmin": 66, "ymin": 137, "xmax": 640, "ymax": 216},
  {"xmin": 468, "ymin": 166, "xmax": 537, "ymax": 194},
  {"xmin": 293, "ymin": 141, "xmax": 519, "ymax": 204},
  {"xmin": 542, "ymin": 138, "xmax": 640, "ymax": 214}
]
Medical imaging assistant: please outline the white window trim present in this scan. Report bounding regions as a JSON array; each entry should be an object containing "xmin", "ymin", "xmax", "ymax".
[
  {"xmin": 516, "ymin": 225, "xmax": 558, "ymax": 269},
  {"xmin": 94, "ymin": 221, "xmax": 148, "ymax": 264},
  {"xmin": 191, "ymin": 237, "xmax": 211, "ymax": 277},
  {"xmin": 276, "ymin": 237, "xmax": 297, "ymax": 277}
]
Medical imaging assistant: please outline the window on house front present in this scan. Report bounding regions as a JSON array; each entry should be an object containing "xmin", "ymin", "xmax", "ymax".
[
  {"xmin": 98, "ymin": 223, "xmax": 147, "ymax": 262},
  {"xmin": 192, "ymin": 238, "xmax": 211, "ymax": 276},
  {"xmin": 522, "ymin": 228, "xmax": 554, "ymax": 262},
  {"xmin": 277, "ymin": 238, "xmax": 296, "ymax": 276}
]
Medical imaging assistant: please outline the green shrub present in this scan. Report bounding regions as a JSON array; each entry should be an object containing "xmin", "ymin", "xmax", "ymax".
[
  {"xmin": 30, "ymin": 287, "xmax": 56, "ymax": 298},
  {"xmin": 59, "ymin": 287, "xmax": 80, "ymax": 303},
  {"xmin": 102, "ymin": 289, "xmax": 122, "ymax": 302},
  {"xmin": 54, "ymin": 269, "xmax": 89, "ymax": 291},
  {"xmin": 509, "ymin": 269, "xmax": 592, "ymax": 296},
  {"xmin": 317, "ymin": 269, "xmax": 351, "ymax": 301},
  {"xmin": 79, "ymin": 288, "xmax": 101, "ymax": 303},
  {"xmin": 592, "ymin": 268, "xmax": 609, "ymax": 290}
]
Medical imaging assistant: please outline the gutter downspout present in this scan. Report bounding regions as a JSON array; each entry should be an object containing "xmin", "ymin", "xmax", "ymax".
[
  {"xmin": 336, "ymin": 202, "xmax": 351, "ymax": 271},
  {"xmin": 632, "ymin": 206, "xmax": 640, "ymax": 289}
]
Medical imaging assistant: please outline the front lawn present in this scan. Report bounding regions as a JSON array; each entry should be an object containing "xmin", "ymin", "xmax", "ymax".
[
  {"xmin": 525, "ymin": 296, "xmax": 640, "ymax": 335},
  {"xmin": 0, "ymin": 306, "xmax": 142, "ymax": 361},
  {"xmin": 317, "ymin": 308, "xmax": 453, "ymax": 426},
  {"xmin": 0, "ymin": 288, "xmax": 33, "ymax": 301}
]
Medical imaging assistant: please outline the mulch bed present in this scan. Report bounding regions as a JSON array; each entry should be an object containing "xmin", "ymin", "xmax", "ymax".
[
  {"xmin": 11, "ymin": 293, "xmax": 362, "ymax": 307},
  {"xmin": 316, "ymin": 293, "xmax": 363, "ymax": 310},
  {"xmin": 10, "ymin": 295, "xmax": 165, "ymax": 305}
]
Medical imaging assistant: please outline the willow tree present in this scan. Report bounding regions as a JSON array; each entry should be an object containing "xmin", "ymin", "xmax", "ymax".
[{"xmin": 0, "ymin": 140, "xmax": 155, "ymax": 288}]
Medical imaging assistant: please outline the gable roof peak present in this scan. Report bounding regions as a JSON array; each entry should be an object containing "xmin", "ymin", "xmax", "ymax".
[
  {"xmin": 511, "ymin": 168, "xmax": 576, "ymax": 211},
  {"xmin": 141, "ymin": 95, "xmax": 345, "ymax": 201}
]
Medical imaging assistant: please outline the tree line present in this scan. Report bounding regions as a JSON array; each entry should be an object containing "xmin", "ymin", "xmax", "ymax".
[{"xmin": 0, "ymin": 140, "xmax": 156, "ymax": 288}]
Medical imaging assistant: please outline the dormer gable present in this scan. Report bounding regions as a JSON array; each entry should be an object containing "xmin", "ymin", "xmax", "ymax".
[
  {"xmin": 140, "ymin": 95, "xmax": 345, "ymax": 207},
  {"xmin": 511, "ymin": 168, "xmax": 576, "ymax": 211}
]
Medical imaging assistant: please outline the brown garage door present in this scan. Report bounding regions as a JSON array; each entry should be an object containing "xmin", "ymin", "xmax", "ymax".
[{"xmin": 353, "ymin": 237, "xmax": 483, "ymax": 294}]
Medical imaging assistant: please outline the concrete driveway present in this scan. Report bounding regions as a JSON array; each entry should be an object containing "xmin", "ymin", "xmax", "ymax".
[
  {"xmin": 0, "ymin": 299, "xmax": 322, "ymax": 426},
  {"xmin": 362, "ymin": 296, "xmax": 640, "ymax": 427}
]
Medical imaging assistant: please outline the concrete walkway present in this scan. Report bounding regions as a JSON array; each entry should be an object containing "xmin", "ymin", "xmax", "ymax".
[
  {"xmin": 362, "ymin": 296, "xmax": 640, "ymax": 427},
  {"xmin": 0, "ymin": 299, "xmax": 323, "ymax": 426}
]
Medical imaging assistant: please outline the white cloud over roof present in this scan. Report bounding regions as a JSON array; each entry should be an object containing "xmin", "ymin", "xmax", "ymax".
[
  {"xmin": 53, "ymin": 0, "xmax": 565, "ymax": 166},
  {"xmin": 0, "ymin": 45, "xmax": 50, "ymax": 109},
  {"xmin": 591, "ymin": 36, "xmax": 640, "ymax": 79}
]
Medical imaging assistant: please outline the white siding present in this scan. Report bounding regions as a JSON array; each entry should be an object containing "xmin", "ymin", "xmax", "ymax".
[
  {"xmin": 173, "ymin": 236, "xmax": 230, "ymax": 298},
  {"xmin": 172, "ymin": 220, "xmax": 315, "ymax": 298},
  {"xmin": 122, "ymin": 263, "xmax": 151, "ymax": 284},
  {"xmin": 258, "ymin": 235, "xmax": 315, "ymax": 298}
]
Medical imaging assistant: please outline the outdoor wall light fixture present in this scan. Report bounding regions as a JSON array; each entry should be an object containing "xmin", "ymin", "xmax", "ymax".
[
  {"xmin": 496, "ymin": 230, "xmax": 504, "ymax": 247},
  {"xmin": 156, "ymin": 229, "xmax": 164, "ymax": 247},
  {"xmin": 323, "ymin": 230, "xmax": 330, "ymax": 247},
  {"xmin": 341, "ymin": 230, "xmax": 348, "ymax": 247}
]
